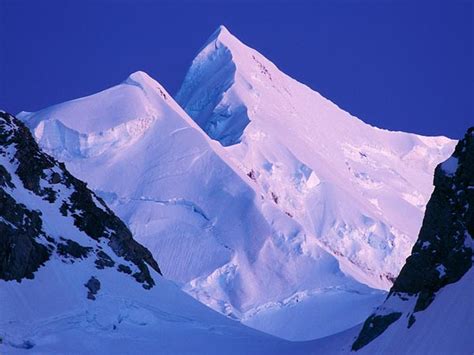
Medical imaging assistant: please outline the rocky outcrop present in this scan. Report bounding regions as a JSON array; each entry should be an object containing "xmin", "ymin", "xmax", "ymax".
[
  {"xmin": 352, "ymin": 127, "xmax": 474, "ymax": 351},
  {"xmin": 56, "ymin": 238, "xmax": 92, "ymax": 260},
  {"xmin": 0, "ymin": 189, "xmax": 51, "ymax": 281},
  {"xmin": 0, "ymin": 111, "xmax": 161, "ymax": 288},
  {"xmin": 84, "ymin": 276, "xmax": 101, "ymax": 300},
  {"xmin": 351, "ymin": 312, "xmax": 402, "ymax": 351}
]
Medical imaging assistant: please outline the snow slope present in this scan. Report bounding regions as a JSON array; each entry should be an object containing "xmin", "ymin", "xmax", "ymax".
[
  {"xmin": 350, "ymin": 127, "xmax": 474, "ymax": 354},
  {"xmin": 0, "ymin": 111, "xmax": 307, "ymax": 355},
  {"xmin": 354, "ymin": 268, "xmax": 474, "ymax": 354},
  {"xmin": 277, "ymin": 129, "xmax": 474, "ymax": 354},
  {"xmin": 176, "ymin": 26, "xmax": 456, "ymax": 290},
  {"xmin": 301, "ymin": 268, "xmax": 474, "ymax": 354},
  {"xmin": 19, "ymin": 71, "xmax": 387, "ymax": 341},
  {"xmin": 19, "ymin": 26, "xmax": 455, "ymax": 341}
]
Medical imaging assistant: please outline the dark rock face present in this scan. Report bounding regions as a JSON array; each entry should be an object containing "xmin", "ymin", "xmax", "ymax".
[
  {"xmin": 352, "ymin": 127, "xmax": 474, "ymax": 351},
  {"xmin": 391, "ymin": 128, "xmax": 473, "ymax": 312},
  {"xmin": 85, "ymin": 276, "xmax": 101, "ymax": 300},
  {"xmin": 0, "ymin": 190, "xmax": 50, "ymax": 281},
  {"xmin": 352, "ymin": 312, "xmax": 402, "ymax": 351},
  {"xmin": 95, "ymin": 251, "xmax": 115, "ymax": 269},
  {"xmin": 58, "ymin": 163, "xmax": 161, "ymax": 287},
  {"xmin": 117, "ymin": 264, "xmax": 132, "ymax": 274},
  {"xmin": 0, "ymin": 120, "xmax": 52, "ymax": 280},
  {"xmin": 57, "ymin": 239, "xmax": 92, "ymax": 260},
  {"xmin": 0, "ymin": 165, "xmax": 14, "ymax": 188},
  {"xmin": 0, "ymin": 111, "xmax": 161, "ymax": 288},
  {"xmin": 0, "ymin": 113, "xmax": 57, "ymax": 201}
]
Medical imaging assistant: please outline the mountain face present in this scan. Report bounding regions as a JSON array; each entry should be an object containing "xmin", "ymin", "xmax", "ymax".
[
  {"xmin": 0, "ymin": 111, "xmax": 311, "ymax": 355},
  {"xmin": 351, "ymin": 127, "xmax": 474, "ymax": 353},
  {"xmin": 18, "ymin": 71, "xmax": 386, "ymax": 341},
  {"xmin": 176, "ymin": 26, "xmax": 456, "ymax": 335},
  {"xmin": 0, "ymin": 111, "xmax": 159, "ymax": 287},
  {"xmin": 18, "ymin": 27, "xmax": 455, "ymax": 341},
  {"xmin": 176, "ymin": 25, "xmax": 456, "ymax": 290}
]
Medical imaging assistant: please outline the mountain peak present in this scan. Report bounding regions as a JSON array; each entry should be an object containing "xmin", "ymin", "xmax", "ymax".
[
  {"xmin": 200, "ymin": 25, "xmax": 250, "ymax": 58},
  {"xmin": 176, "ymin": 25, "xmax": 266, "ymax": 146},
  {"xmin": 19, "ymin": 69, "xmax": 178, "ymax": 138},
  {"xmin": 206, "ymin": 25, "xmax": 235, "ymax": 45},
  {"xmin": 124, "ymin": 70, "xmax": 159, "ymax": 88},
  {"xmin": 123, "ymin": 70, "xmax": 174, "ymax": 106},
  {"xmin": 212, "ymin": 25, "xmax": 231, "ymax": 37}
]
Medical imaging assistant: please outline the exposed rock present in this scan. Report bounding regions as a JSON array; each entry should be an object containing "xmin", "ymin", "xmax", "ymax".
[
  {"xmin": 50, "ymin": 172, "xmax": 61, "ymax": 184},
  {"xmin": 0, "ymin": 112, "xmax": 56, "ymax": 200},
  {"xmin": 59, "ymin": 201, "xmax": 69, "ymax": 216},
  {"xmin": 391, "ymin": 127, "xmax": 473, "ymax": 312},
  {"xmin": 271, "ymin": 192, "xmax": 279, "ymax": 204},
  {"xmin": 117, "ymin": 264, "xmax": 132, "ymax": 274},
  {"xmin": 84, "ymin": 276, "xmax": 101, "ymax": 300},
  {"xmin": 0, "ymin": 189, "xmax": 50, "ymax": 281},
  {"xmin": 0, "ymin": 165, "xmax": 14, "ymax": 188},
  {"xmin": 352, "ymin": 312, "xmax": 402, "ymax": 351},
  {"xmin": 352, "ymin": 127, "xmax": 474, "ymax": 350},
  {"xmin": 247, "ymin": 170, "xmax": 257, "ymax": 181},
  {"xmin": 57, "ymin": 239, "xmax": 92, "ymax": 260},
  {"xmin": 62, "ymin": 172, "xmax": 162, "ymax": 286},
  {"xmin": 0, "ymin": 111, "xmax": 161, "ymax": 288},
  {"xmin": 95, "ymin": 250, "xmax": 115, "ymax": 269}
]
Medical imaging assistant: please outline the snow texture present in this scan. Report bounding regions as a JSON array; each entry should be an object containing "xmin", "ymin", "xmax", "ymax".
[
  {"xmin": 19, "ymin": 26, "xmax": 456, "ymax": 341},
  {"xmin": 0, "ymin": 112, "xmax": 309, "ymax": 355}
]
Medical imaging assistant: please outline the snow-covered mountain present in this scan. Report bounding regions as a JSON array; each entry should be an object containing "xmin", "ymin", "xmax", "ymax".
[
  {"xmin": 18, "ymin": 26, "xmax": 455, "ymax": 341},
  {"xmin": 274, "ymin": 127, "xmax": 473, "ymax": 354},
  {"xmin": 17, "ymin": 71, "xmax": 385, "ymax": 341},
  {"xmin": 176, "ymin": 25, "xmax": 456, "ymax": 289},
  {"xmin": 175, "ymin": 26, "xmax": 457, "ymax": 334},
  {"xmin": 350, "ymin": 127, "xmax": 474, "ymax": 354},
  {"xmin": 0, "ymin": 111, "xmax": 307, "ymax": 355}
]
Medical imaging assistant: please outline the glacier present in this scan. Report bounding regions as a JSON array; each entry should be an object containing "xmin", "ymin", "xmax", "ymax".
[
  {"xmin": 18, "ymin": 26, "xmax": 456, "ymax": 341},
  {"xmin": 0, "ymin": 111, "xmax": 310, "ymax": 355}
]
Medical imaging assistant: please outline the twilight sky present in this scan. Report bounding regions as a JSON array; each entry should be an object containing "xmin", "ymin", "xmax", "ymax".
[{"xmin": 0, "ymin": 0, "xmax": 472, "ymax": 139}]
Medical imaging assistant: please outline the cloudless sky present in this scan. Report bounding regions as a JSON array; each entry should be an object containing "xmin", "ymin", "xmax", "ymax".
[{"xmin": 0, "ymin": 0, "xmax": 472, "ymax": 138}]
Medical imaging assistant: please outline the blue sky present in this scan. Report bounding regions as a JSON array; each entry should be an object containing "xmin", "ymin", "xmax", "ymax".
[{"xmin": 0, "ymin": 0, "xmax": 472, "ymax": 138}]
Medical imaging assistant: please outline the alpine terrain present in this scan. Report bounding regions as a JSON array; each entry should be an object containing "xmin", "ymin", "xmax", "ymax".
[
  {"xmin": 350, "ymin": 127, "xmax": 474, "ymax": 353},
  {"xmin": 17, "ymin": 26, "xmax": 457, "ymax": 341},
  {"xmin": 0, "ymin": 110, "xmax": 314, "ymax": 354}
]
